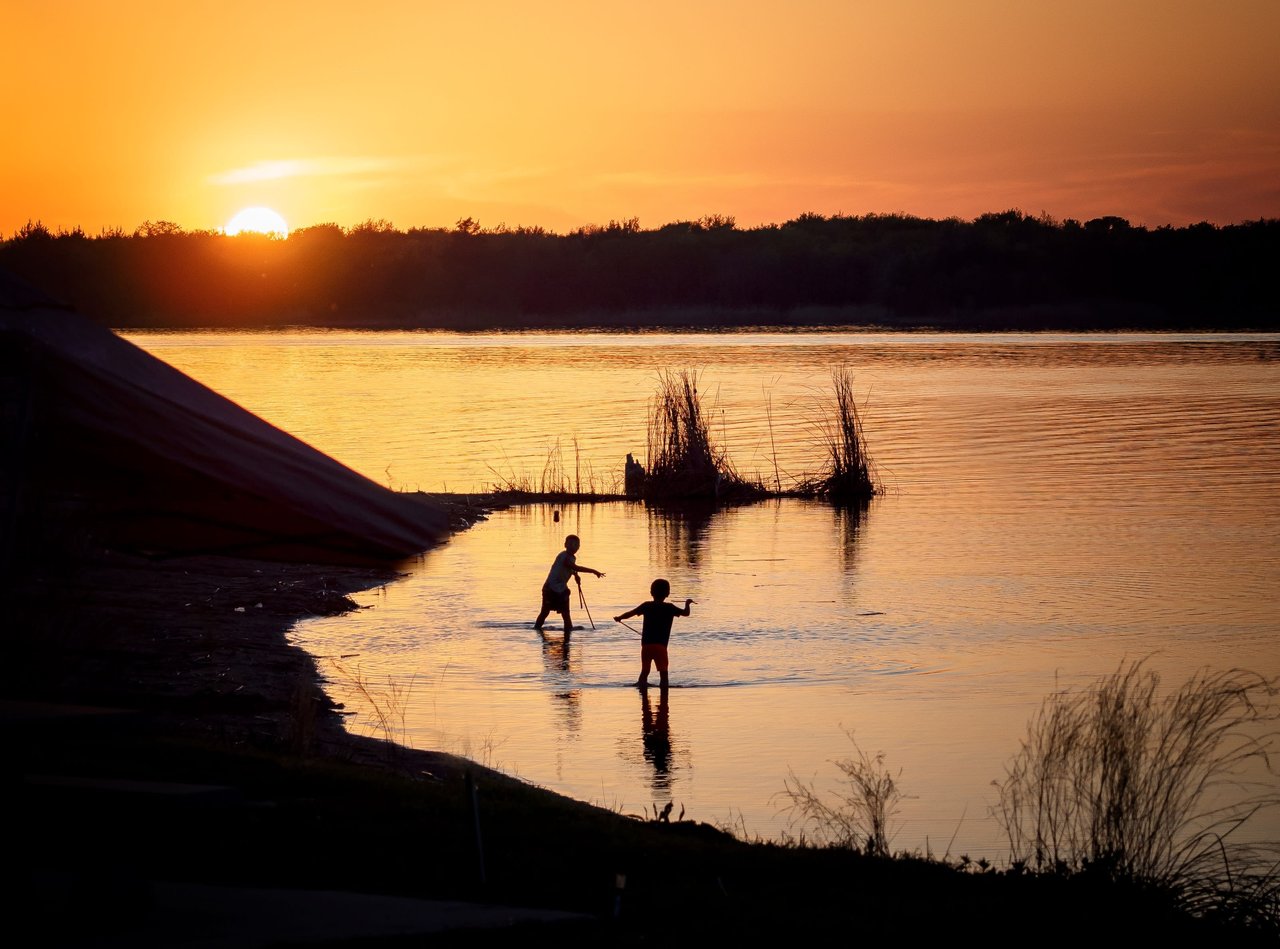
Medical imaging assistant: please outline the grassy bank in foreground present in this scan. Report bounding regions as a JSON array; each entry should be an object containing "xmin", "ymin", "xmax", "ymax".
[
  {"xmin": 14, "ymin": 711, "xmax": 1248, "ymax": 946},
  {"xmin": 7, "ymin": 519, "xmax": 1276, "ymax": 944}
]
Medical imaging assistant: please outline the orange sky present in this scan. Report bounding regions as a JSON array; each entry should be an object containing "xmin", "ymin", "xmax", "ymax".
[{"xmin": 5, "ymin": 0, "xmax": 1279, "ymax": 237}]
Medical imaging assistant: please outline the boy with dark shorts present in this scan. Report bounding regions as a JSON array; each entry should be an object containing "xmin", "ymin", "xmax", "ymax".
[
  {"xmin": 614, "ymin": 578, "xmax": 692, "ymax": 690},
  {"xmin": 535, "ymin": 534, "xmax": 604, "ymax": 635}
]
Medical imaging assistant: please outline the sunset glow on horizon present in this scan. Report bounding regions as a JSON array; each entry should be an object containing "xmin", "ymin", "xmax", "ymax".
[
  {"xmin": 224, "ymin": 207, "xmax": 289, "ymax": 237},
  {"xmin": 5, "ymin": 1, "xmax": 1279, "ymax": 238}
]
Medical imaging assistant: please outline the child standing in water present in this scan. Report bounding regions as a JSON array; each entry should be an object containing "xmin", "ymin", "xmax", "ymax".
[
  {"xmin": 614, "ymin": 578, "xmax": 692, "ymax": 690},
  {"xmin": 535, "ymin": 534, "xmax": 604, "ymax": 635}
]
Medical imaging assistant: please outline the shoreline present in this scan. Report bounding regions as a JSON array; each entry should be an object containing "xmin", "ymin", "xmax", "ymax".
[{"xmin": 9, "ymin": 494, "xmax": 1275, "ymax": 945}]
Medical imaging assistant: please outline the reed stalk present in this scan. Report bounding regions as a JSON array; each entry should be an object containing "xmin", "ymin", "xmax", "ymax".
[
  {"xmin": 994, "ymin": 658, "xmax": 1280, "ymax": 930},
  {"xmin": 326, "ymin": 658, "xmax": 415, "ymax": 756},
  {"xmin": 776, "ymin": 729, "xmax": 903, "ymax": 857},
  {"xmin": 764, "ymin": 385, "xmax": 781, "ymax": 493},
  {"xmin": 817, "ymin": 365, "xmax": 879, "ymax": 502},
  {"xmin": 486, "ymin": 438, "xmax": 619, "ymax": 496}
]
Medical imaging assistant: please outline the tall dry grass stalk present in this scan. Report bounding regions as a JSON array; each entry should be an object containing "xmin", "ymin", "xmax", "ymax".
[
  {"xmin": 813, "ymin": 365, "xmax": 879, "ymax": 502},
  {"xmin": 994, "ymin": 659, "xmax": 1280, "ymax": 929},
  {"xmin": 487, "ymin": 438, "xmax": 617, "ymax": 496},
  {"xmin": 325, "ymin": 659, "xmax": 415, "ymax": 754},
  {"xmin": 776, "ymin": 729, "xmax": 903, "ymax": 857}
]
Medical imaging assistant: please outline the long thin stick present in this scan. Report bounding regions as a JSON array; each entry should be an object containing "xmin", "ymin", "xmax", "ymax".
[{"xmin": 577, "ymin": 581, "xmax": 596, "ymax": 630}]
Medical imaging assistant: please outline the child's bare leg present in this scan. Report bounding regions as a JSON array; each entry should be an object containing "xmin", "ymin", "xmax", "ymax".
[
  {"xmin": 534, "ymin": 606, "xmax": 550, "ymax": 630},
  {"xmin": 635, "ymin": 655, "xmax": 651, "ymax": 688},
  {"xmin": 562, "ymin": 607, "xmax": 573, "ymax": 635},
  {"xmin": 654, "ymin": 647, "xmax": 670, "ymax": 689}
]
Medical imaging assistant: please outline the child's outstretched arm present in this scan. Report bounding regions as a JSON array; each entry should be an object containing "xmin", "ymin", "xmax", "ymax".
[
  {"xmin": 613, "ymin": 604, "xmax": 641, "ymax": 623},
  {"xmin": 577, "ymin": 563, "xmax": 605, "ymax": 578},
  {"xmin": 679, "ymin": 598, "xmax": 693, "ymax": 617}
]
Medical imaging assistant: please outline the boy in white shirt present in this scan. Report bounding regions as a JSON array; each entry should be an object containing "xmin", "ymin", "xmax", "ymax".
[{"xmin": 535, "ymin": 534, "xmax": 605, "ymax": 635}]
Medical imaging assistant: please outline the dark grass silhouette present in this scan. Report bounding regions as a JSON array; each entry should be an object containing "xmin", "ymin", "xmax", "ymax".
[
  {"xmin": 776, "ymin": 729, "xmax": 902, "ymax": 857},
  {"xmin": 994, "ymin": 658, "xmax": 1280, "ymax": 934},
  {"xmin": 641, "ymin": 369, "xmax": 765, "ymax": 502},
  {"xmin": 798, "ymin": 365, "xmax": 880, "ymax": 503}
]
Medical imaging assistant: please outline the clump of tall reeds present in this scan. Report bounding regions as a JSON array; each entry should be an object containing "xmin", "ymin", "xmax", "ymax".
[
  {"xmin": 994, "ymin": 658, "xmax": 1280, "ymax": 931},
  {"xmin": 643, "ymin": 369, "xmax": 760, "ymax": 501},
  {"xmin": 802, "ymin": 366, "xmax": 879, "ymax": 503},
  {"xmin": 775, "ymin": 729, "xmax": 903, "ymax": 857}
]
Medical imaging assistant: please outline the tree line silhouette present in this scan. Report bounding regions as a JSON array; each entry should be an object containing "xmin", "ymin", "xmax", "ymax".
[{"xmin": 3, "ymin": 211, "xmax": 1277, "ymax": 330}]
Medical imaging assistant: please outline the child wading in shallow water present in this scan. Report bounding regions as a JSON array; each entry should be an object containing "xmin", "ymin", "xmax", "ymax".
[
  {"xmin": 535, "ymin": 534, "xmax": 604, "ymax": 635},
  {"xmin": 614, "ymin": 578, "xmax": 692, "ymax": 689}
]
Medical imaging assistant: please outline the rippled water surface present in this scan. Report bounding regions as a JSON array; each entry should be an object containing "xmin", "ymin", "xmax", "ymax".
[{"xmin": 128, "ymin": 330, "xmax": 1280, "ymax": 855}]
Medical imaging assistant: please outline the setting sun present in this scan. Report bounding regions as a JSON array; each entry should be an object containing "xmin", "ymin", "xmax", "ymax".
[{"xmin": 225, "ymin": 206, "xmax": 289, "ymax": 237}]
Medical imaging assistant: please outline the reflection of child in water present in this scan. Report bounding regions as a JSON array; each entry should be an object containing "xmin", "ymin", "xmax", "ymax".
[
  {"xmin": 614, "ymin": 578, "xmax": 691, "ymax": 690},
  {"xmin": 642, "ymin": 687, "xmax": 671, "ymax": 778}
]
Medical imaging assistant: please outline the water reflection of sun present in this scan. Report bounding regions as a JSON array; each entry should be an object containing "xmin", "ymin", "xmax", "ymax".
[{"xmin": 225, "ymin": 206, "xmax": 289, "ymax": 237}]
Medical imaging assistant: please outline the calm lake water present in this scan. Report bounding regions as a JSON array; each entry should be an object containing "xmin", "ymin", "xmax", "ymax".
[{"xmin": 126, "ymin": 329, "xmax": 1280, "ymax": 858}]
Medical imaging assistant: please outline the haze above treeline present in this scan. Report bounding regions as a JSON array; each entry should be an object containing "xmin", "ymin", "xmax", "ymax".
[{"xmin": 4, "ymin": 211, "xmax": 1277, "ymax": 332}]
